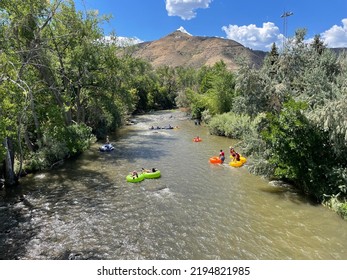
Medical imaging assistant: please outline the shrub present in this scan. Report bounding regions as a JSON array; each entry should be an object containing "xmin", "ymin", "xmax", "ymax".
[
  {"xmin": 262, "ymin": 100, "xmax": 344, "ymax": 201},
  {"xmin": 208, "ymin": 112, "xmax": 252, "ymax": 139},
  {"xmin": 337, "ymin": 203, "xmax": 347, "ymax": 220},
  {"xmin": 24, "ymin": 123, "xmax": 95, "ymax": 171}
]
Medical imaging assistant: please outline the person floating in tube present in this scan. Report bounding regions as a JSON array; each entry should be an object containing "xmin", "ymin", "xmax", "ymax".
[
  {"xmin": 131, "ymin": 170, "xmax": 138, "ymax": 179},
  {"xmin": 229, "ymin": 147, "xmax": 240, "ymax": 161}
]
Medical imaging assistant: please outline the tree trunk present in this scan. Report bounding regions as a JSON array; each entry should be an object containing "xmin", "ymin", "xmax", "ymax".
[{"xmin": 3, "ymin": 137, "xmax": 18, "ymax": 187}]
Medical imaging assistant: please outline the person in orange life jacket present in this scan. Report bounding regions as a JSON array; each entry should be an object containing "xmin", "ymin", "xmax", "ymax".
[{"xmin": 219, "ymin": 149, "xmax": 225, "ymax": 164}]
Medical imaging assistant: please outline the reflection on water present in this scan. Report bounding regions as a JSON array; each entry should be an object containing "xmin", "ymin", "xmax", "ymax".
[{"xmin": 1, "ymin": 110, "xmax": 347, "ymax": 260}]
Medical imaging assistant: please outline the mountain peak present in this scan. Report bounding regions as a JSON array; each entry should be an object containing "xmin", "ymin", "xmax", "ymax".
[
  {"xmin": 129, "ymin": 29, "xmax": 266, "ymax": 71},
  {"xmin": 176, "ymin": 26, "xmax": 192, "ymax": 36}
]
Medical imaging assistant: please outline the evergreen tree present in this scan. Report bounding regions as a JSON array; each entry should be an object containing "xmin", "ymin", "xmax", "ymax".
[{"xmin": 311, "ymin": 34, "xmax": 326, "ymax": 55}]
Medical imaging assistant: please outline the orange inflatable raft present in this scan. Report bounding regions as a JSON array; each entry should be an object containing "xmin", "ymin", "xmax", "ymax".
[{"xmin": 209, "ymin": 156, "xmax": 222, "ymax": 164}]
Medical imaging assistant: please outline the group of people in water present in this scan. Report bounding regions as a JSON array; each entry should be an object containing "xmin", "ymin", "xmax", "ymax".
[
  {"xmin": 193, "ymin": 136, "xmax": 202, "ymax": 142},
  {"xmin": 150, "ymin": 125, "xmax": 179, "ymax": 130},
  {"xmin": 105, "ymin": 121, "xmax": 242, "ymax": 179},
  {"xmin": 219, "ymin": 146, "xmax": 241, "ymax": 164}
]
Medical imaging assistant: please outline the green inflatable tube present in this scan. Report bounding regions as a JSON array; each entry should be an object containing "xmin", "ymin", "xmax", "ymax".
[
  {"xmin": 126, "ymin": 173, "xmax": 145, "ymax": 183},
  {"xmin": 143, "ymin": 170, "xmax": 161, "ymax": 179}
]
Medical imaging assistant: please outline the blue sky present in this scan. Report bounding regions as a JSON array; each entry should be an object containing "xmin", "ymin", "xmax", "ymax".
[{"xmin": 75, "ymin": 0, "xmax": 347, "ymax": 51}]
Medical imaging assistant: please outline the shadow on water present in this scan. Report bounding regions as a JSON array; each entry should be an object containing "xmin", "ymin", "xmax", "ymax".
[
  {"xmin": 0, "ymin": 160, "xmax": 115, "ymax": 259},
  {"xmin": 259, "ymin": 180, "xmax": 319, "ymax": 206},
  {"xmin": 0, "ymin": 187, "xmax": 33, "ymax": 259},
  {"xmin": 0, "ymin": 113, "xmax": 180, "ymax": 259}
]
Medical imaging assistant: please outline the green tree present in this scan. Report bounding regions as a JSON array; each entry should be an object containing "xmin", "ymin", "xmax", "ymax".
[
  {"xmin": 206, "ymin": 61, "xmax": 235, "ymax": 114},
  {"xmin": 152, "ymin": 65, "xmax": 178, "ymax": 110},
  {"xmin": 263, "ymin": 43, "xmax": 280, "ymax": 78},
  {"xmin": 0, "ymin": 0, "xmax": 126, "ymax": 184},
  {"xmin": 311, "ymin": 34, "xmax": 325, "ymax": 55},
  {"xmin": 262, "ymin": 100, "xmax": 339, "ymax": 201},
  {"xmin": 234, "ymin": 64, "xmax": 271, "ymax": 118},
  {"xmin": 189, "ymin": 61, "xmax": 236, "ymax": 117}
]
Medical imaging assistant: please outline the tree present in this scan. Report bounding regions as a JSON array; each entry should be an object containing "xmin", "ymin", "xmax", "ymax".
[
  {"xmin": 262, "ymin": 99, "xmax": 343, "ymax": 201},
  {"xmin": 311, "ymin": 34, "xmax": 326, "ymax": 55},
  {"xmin": 204, "ymin": 28, "xmax": 347, "ymax": 204},
  {"xmin": 194, "ymin": 61, "xmax": 236, "ymax": 116},
  {"xmin": 1, "ymin": 0, "xmax": 122, "ymax": 184},
  {"xmin": 234, "ymin": 64, "xmax": 271, "ymax": 118},
  {"xmin": 269, "ymin": 43, "xmax": 280, "ymax": 61}
]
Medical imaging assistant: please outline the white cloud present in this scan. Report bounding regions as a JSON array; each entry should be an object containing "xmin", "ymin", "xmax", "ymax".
[
  {"xmin": 321, "ymin": 18, "xmax": 347, "ymax": 48},
  {"xmin": 101, "ymin": 35, "xmax": 143, "ymax": 47},
  {"xmin": 115, "ymin": 36, "xmax": 143, "ymax": 47},
  {"xmin": 165, "ymin": 0, "xmax": 213, "ymax": 20},
  {"xmin": 222, "ymin": 19, "xmax": 347, "ymax": 51},
  {"xmin": 222, "ymin": 22, "xmax": 283, "ymax": 51}
]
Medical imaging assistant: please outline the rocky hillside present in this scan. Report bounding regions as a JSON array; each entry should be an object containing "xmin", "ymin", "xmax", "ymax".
[{"xmin": 128, "ymin": 28, "xmax": 267, "ymax": 71}]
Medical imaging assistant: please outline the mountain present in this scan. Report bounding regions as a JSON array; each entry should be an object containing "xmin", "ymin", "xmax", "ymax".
[
  {"xmin": 330, "ymin": 48, "xmax": 347, "ymax": 55},
  {"xmin": 127, "ymin": 28, "xmax": 267, "ymax": 71}
]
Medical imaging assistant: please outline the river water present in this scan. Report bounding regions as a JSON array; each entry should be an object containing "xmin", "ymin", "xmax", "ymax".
[{"xmin": 1, "ymin": 110, "xmax": 347, "ymax": 260}]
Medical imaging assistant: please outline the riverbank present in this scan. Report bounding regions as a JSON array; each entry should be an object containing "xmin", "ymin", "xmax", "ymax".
[{"xmin": 205, "ymin": 111, "xmax": 347, "ymax": 221}]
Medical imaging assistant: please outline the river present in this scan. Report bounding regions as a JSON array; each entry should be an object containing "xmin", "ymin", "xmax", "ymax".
[{"xmin": 1, "ymin": 110, "xmax": 346, "ymax": 260}]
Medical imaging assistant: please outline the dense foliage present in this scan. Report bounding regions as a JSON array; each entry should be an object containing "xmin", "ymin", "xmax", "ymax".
[
  {"xmin": 0, "ymin": 0, "xmax": 178, "ymax": 186},
  {"xmin": 204, "ymin": 31, "xmax": 347, "ymax": 214}
]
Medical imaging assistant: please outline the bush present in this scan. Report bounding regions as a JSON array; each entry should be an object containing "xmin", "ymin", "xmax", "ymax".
[
  {"xmin": 63, "ymin": 123, "xmax": 96, "ymax": 155},
  {"xmin": 24, "ymin": 123, "xmax": 95, "ymax": 171},
  {"xmin": 262, "ymin": 100, "xmax": 344, "ymax": 201},
  {"xmin": 323, "ymin": 194, "xmax": 347, "ymax": 220},
  {"xmin": 337, "ymin": 203, "xmax": 347, "ymax": 220},
  {"xmin": 247, "ymin": 156, "xmax": 275, "ymax": 178},
  {"xmin": 208, "ymin": 112, "xmax": 252, "ymax": 139}
]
